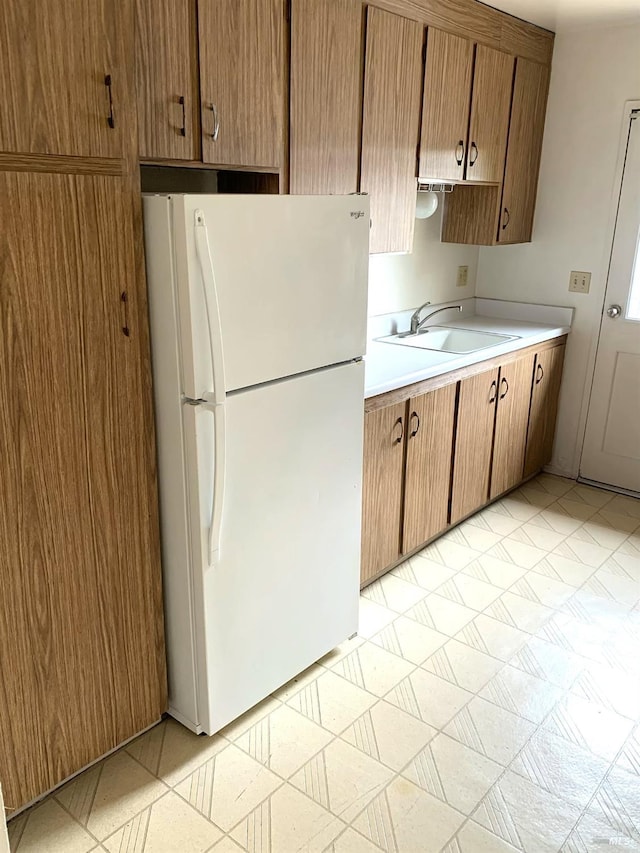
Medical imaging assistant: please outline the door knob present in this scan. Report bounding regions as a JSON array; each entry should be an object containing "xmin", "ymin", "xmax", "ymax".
[{"xmin": 606, "ymin": 304, "xmax": 622, "ymax": 318}]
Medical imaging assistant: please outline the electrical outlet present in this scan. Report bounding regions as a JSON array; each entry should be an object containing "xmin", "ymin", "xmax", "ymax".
[
  {"xmin": 569, "ymin": 270, "xmax": 591, "ymax": 294},
  {"xmin": 457, "ymin": 265, "xmax": 469, "ymax": 287}
]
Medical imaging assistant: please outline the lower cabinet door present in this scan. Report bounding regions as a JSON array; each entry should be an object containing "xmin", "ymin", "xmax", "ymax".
[
  {"xmin": 524, "ymin": 344, "xmax": 566, "ymax": 478},
  {"xmin": 450, "ymin": 368, "xmax": 499, "ymax": 525},
  {"xmin": 402, "ymin": 384, "xmax": 457, "ymax": 553},
  {"xmin": 361, "ymin": 402, "xmax": 406, "ymax": 585},
  {"xmin": 490, "ymin": 353, "xmax": 536, "ymax": 499}
]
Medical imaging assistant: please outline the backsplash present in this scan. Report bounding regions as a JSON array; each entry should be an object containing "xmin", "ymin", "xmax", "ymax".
[{"xmin": 367, "ymin": 205, "xmax": 480, "ymax": 317}]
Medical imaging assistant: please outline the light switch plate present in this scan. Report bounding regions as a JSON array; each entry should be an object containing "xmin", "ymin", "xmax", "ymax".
[
  {"xmin": 569, "ymin": 270, "xmax": 591, "ymax": 293},
  {"xmin": 457, "ymin": 265, "xmax": 469, "ymax": 287}
]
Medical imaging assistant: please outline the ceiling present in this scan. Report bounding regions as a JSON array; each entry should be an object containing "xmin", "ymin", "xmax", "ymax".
[{"xmin": 481, "ymin": 0, "xmax": 640, "ymax": 31}]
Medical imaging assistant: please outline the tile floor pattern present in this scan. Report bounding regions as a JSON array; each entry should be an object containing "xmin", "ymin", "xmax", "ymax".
[{"xmin": 7, "ymin": 475, "xmax": 640, "ymax": 853}]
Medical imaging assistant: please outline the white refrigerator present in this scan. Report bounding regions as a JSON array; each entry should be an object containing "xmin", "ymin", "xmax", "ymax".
[{"xmin": 143, "ymin": 193, "xmax": 370, "ymax": 734}]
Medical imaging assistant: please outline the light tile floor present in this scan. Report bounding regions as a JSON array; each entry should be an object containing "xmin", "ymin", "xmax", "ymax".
[{"xmin": 8, "ymin": 475, "xmax": 640, "ymax": 853}]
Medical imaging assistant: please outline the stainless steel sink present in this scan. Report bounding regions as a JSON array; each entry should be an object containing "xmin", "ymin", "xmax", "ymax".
[{"xmin": 376, "ymin": 326, "xmax": 519, "ymax": 354}]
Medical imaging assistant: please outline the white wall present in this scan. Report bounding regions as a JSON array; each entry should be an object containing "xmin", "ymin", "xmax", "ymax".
[
  {"xmin": 476, "ymin": 22, "xmax": 640, "ymax": 477},
  {"xmin": 368, "ymin": 205, "xmax": 479, "ymax": 316}
]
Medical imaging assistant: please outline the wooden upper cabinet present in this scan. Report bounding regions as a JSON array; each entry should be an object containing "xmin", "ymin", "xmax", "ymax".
[
  {"xmin": 490, "ymin": 354, "xmax": 535, "ymax": 500},
  {"xmin": 198, "ymin": 0, "xmax": 284, "ymax": 169},
  {"xmin": 450, "ymin": 368, "xmax": 499, "ymax": 525},
  {"xmin": 360, "ymin": 8, "xmax": 423, "ymax": 254},
  {"xmin": 0, "ymin": 171, "xmax": 165, "ymax": 809},
  {"xmin": 467, "ymin": 45, "xmax": 514, "ymax": 183},
  {"xmin": 524, "ymin": 344, "xmax": 565, "ymax": 478},
  {"xmin": 419, "ymin": 29, "xmax": 473, "ymax": 183},
  {"xmin": 0, "ymin": 0, "xmax": 135, "ymax": 160},
  {"xmin": 135, "ymin": 0, "xmax": 198, "ymax": 161},
  {"xmin": 402, "ymin": 384, "xmax": 457, "ymax": 554},
  {"xmin": 361, "ymin": 402, "xmax": 406, "ymax": 586},
  {"xmin": 290, "ymin": 0, "xmax": 363, "ymax": 194},
  {"xmin": 498, "ymin": 58, "xmax": 550, "ymax": 243}
]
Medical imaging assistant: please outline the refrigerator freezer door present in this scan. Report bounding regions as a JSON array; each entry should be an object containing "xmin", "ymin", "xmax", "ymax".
[
  {"xmin": 172, "ymin": 194, "xmax": 369, "ymax": 398},
  {"xmin": 184, "ymin": 360, "xmax": 365, "ymax": 733}
]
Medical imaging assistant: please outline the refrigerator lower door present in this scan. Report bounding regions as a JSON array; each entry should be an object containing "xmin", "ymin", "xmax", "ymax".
[{"xmin": 184, "ymin": 360, "xmax": 364, "ymax": 734}]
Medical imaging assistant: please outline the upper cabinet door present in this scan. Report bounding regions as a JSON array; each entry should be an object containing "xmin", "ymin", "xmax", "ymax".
[
  {"xmin": 198, "ymin": 0, "xmax": 284, "ymax": 169},
  {"xmin": 498, "ymin": 58, "xmax": 550, "ymax": 244},
  {"xmin": 360, "ymin": 8, "xmax": 423, "ymax": 254},
  {"xmin": 0, "ymin": 0, "xmax": 133, "ymax": 159},
  {"xmin": 135, "ymin": 0, "xmax": 198, "ymax": 161},
  {"xmin": 290, "ymin": 0, "xmax": 363, "ymax": 194},
  {"xmin": 467, "ymin": 45, "xmax": 514, "ymax": 183},
  {"xmin": 419, "ymin": 28, "xmax": 473, "ymax": 183}
]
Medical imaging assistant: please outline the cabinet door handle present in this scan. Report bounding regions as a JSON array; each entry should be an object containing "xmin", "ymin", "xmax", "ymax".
[
  {"xmin": 209, "ymin": 104, "xmax": 220, "ymax": 140},
  {"xmin": 393, "ymin": 417, "xmax": 404, "ymax": 445},
  {"xmin": 121, "ymin": 291, "xmax": 130, "ymax": 337},
  {"xmin": 489, "ymin": 380, "xmax": 497, "ymax": 404},
  {"xmin": 469, "ymin": 141, "xmax": 478, "ymax": 166},
  {"xmin": 409, "ymin": 411, "xmax": 420, "ymax": 438},
  {"xmin": 104, "ymin": 74, "xmax": 115, "ymax": 129},
  {"xmin": 502, "ymin": 207, "xmax": 510, "ymax": 230},
  {"xmin": 499, "ymin": 376, "xmax": 509, "ymax": 399},
  {"xmin": 536, "ymin": 363, "xmax": 544, "ymax": 384},
  {"xmin": 455, "ymin": 140, "xmax": 465, "ymax": 166},
  {"xmin": 179, "ymin": 95, "xmax": 186, "ymax": 137}
]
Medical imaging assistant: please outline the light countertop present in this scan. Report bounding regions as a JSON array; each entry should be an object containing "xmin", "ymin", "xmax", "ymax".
[{"xmin": 364, "ymin": 299, "xmax": 573, "ymax": 399}]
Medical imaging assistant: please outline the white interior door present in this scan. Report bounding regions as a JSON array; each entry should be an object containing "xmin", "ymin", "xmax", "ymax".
[{"xmin": 581, "ymin": 107, "xmax": 640, "ymax": 493}]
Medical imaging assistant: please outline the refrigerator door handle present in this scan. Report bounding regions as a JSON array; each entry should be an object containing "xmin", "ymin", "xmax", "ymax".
[
  {"xmin": 194, "ymin": 397, "xmax": 226, "ymax": 566},
  {"xmin": 194, "ymin": 209, "xmax": 226, "ymax": 407}
]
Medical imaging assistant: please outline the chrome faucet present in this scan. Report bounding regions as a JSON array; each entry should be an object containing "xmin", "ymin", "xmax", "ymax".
[
  {"xmin": 409, "ymin": 301, "xmax": 431, "ymax": 334},
  {"xmin": 411, "ymin": 303, "xmax": 463, "ymax": 334}
]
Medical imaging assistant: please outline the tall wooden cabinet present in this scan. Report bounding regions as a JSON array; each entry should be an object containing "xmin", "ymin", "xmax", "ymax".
[
  {"xmin": 290, "ymin": 0, "xmax": 363, "ymax": 194},
  {"xmin": 0, "ymin": 0, "xmax": 133, "ymax": 159},
  {"xmin": 135, "ymin": 0, "xmax": 198, "ymax": 161},
  {"xmin": 0, "ymin": 172, "xmax": 166, "ymax": 810},
  {"xmin": 360, "ymin": 7, "xmax": 423, "ymax": 253}
]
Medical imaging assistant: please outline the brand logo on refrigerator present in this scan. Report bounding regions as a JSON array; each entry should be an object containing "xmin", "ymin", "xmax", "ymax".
[{"xmin": 350, "ymin": 210, "xmax": 365, "ymax": 219}]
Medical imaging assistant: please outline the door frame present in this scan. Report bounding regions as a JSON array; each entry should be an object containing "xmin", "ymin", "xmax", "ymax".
[{"xmin": 575, "ymin": 99, "xmax": 640, "ymax": 492}]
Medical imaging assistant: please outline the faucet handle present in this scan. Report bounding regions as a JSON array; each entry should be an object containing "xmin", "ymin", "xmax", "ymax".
[{"xmin": 410, "ymin": 301, "xmax": 432, "ymax": 334}]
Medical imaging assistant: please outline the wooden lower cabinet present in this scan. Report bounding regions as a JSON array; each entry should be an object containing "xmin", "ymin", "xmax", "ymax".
[
  {"xmin": 360, "ymin": 402, "xmax": 406, "ymax": 585},
  {"xmin": 0, "ymin": 171, "xmax": 166, "ymax": 810},
  {"xmin": 524, "ymin": 343, "xmax": 566, "ymax": 478},
  {"xmin": 450, "ymin": 367, "xmax": 499, "ymax": 525},
  {"xmin": 403, "ymin": 385, "xmax": 457, "ymax": 553},
  {"xmin": 361, "ymin": 339, "xmax": 566, "ymax": 586},
  {"xmin": 490, "ymin": 353, "xmax": 536, "ymax": 499}
]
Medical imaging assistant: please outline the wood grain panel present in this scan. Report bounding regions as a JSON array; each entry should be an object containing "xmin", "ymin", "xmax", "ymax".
[
  {"xmin": 467, "ymin": 45, "xmax": 515, "ymax": 183},
  {"xmin": 290, "ymin": 0, "xmax": 363, "ymax": 194},
  {"xmin": 441, "ymin": 183, "xmax": 501, "ymax": 245},
  {"xmin": 360, "ymin": 7, "xmax": 424, "ymax": 254},
  {"xmin": 499, "ymin": 58, "xmax": 550, "ymax": 244},
  {"xmin": 524, "ymin": 344, "xmax": 566, "ymax": 478},
  {"xmin": 499, "ymin": 14, "xmax": 554, "ymax": 66},
  {"xmin": 365, "ymin": 336, "xmax": 567, "ymax": 412},
  {"xmin": 0, "ymin": 0, "xmax": 135, "ymax": 159},
  {"xmin": 198, "ymin": 0, "xmax": 284, "ymax": 168},
  {"xmin": 450, "ymin": 367, "xmax": 499, "ymax": 525},
  {"xmin": 402, "ymin": 384, "xmax": 457, "ymax": 553},
  {"xmin": 135, "ymin": 0, "xmax": 198, "ymax": 161},
  {"xmin": 490, "ymin": 353, "xmax": 536, "ymax": 499},
  {"xmin": 419, "ymin": 28, "xmax": 473, "ymax": 182},
  {"xmin": 361, "ymin": 402, "xmax": 407, "ymax": 585},
  {"xmin": 0, "ymin": 172, "xmax": 165, "ymax": 810}
]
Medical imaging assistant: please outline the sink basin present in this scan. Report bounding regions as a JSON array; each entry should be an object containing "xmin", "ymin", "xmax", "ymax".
[{"xmin": 376, "ymin": 326, "xmax": 519, "ymax": 354}]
